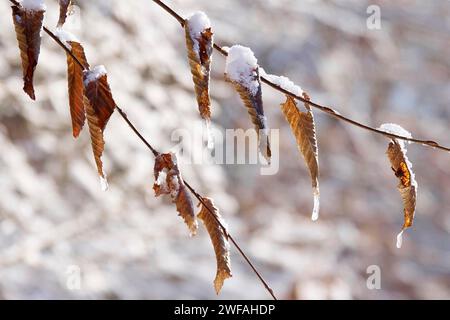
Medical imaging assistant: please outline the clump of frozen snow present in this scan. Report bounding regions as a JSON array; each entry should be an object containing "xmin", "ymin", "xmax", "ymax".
[
  {"xmin": 378, "ymin": 123, "xmax": 412, "ymax": 146},
  {"xmin": 84, "ymin": 65, "xmax": 107, "ymax": 85},
  {"xmin": 155, "ymin": 169, "xmax": 169, "ymax": 194},
  {"xmin": 260, "ymin": 68, "xmax": 303, "ymax": 96},
  {"xmin": 21, "ymin": 0, "xmax": 46, "ymax": 11},
  {"xmin": 225, "ymin": 45, "xmax": 260, "ymax": 95},
  {"xmin": 54, "ymin": 28, "xmax": 78, "ymax": 50},
  {"xmin": 187, "ymin": 11, "xmax": 211, "ymax": 58}
]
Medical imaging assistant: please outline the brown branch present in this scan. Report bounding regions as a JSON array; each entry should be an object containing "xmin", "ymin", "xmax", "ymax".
[
  {"xmin": 152, "ymin": 0, "xmax": 450, "ymax": 153},
  {"xmin": 8, "ymin": 0, "xmax": 277, "ymax": 300}
]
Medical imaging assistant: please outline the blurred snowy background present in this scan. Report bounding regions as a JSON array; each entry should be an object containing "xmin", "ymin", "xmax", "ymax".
[{"xmin": 1, "ymin": 0, "xmax": 450, "ymax": 299}]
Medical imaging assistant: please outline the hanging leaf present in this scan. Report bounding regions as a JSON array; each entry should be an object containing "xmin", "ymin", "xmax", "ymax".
[
  {"xmin": 153, "ymin": 152, "xmax": 198, "ymax": 236},
  {"xmin": 57, "ymin": 0, "xmax": 72, "ymax": 27},
  {"xmin": 184, "ymin": 12, "xmax": 213, "ymax": 122},
  {"xmin": 380, "ymin": 123, "xmax": 417, "ymax": 248},
  {"xmin": 67, "ymin": 41, "xmax": 89, "ymax": 138},
  {"xmin": 83, "ymin": 65, "xmax": 116, "ymax": 190},
  {"xmin": 11, "ymin": 1, "xmax": 46, "ymax": 100},
  {"xmin": 56, "ymin": 29, "xmax": 89, "ymax": 138},
  {"xmin": 281, "ymin": 93, "xmax": 320, "ymax": 221},
  {"xmin": 225, "ymin": 45, "xmax": 271, "ymax": 163},
  {"xmin": 197, "ymin": 197, "xmax": 232, "ymax": 294}
]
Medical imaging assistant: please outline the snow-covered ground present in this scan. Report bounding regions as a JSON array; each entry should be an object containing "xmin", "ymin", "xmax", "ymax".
[{"xmin": 1, "ymin": 0, "xmax": 450, "ymax": 299}]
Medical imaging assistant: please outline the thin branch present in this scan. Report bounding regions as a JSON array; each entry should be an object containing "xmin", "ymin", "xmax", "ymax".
[
  {"xmin": 8, "ymin": 0, "xmax": 277, "ymax": 300},
  {"xmin": 152, "ymin": 0, "xmax": 450, "ymax": 153}
]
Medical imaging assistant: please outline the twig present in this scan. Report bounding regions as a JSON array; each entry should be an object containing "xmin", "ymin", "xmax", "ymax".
[
  {"xmin": 151, "ymin": 0, "xmax": 450, "ymax": 152},
  {"xmin": 8, "ymin": 0, "xmax": 277, "ymax": 300}
]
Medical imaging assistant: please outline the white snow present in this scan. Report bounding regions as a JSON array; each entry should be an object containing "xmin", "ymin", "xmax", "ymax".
[
  {"xmin": 84, "ymin": 65, "xmax": 107, "ymax": 85},
  {"xmin": 225, "ymin": 45, "xmax": 260, "ymax": 95},
  {"xmin": 378, "ymin": 123, "xmax": 412, "ymax": 146},
  {"xmin": 312, "ymin": 187, "xmax": 320, "ymax": 221},
  {"xmin": 169, "ymin": 173, "xmax": 180, "ymax": 199},
  {"xmin": 155, "ymin": 169, "xmax": 168, "ymax": 193},
  {"xmin": 21, "ymin": 0, "xmax": 46, "ymax": 11},
  {"xmin": 54, "ymin": 28, "xmax": 78, "ymax": 50},
  {"xmin": 259, "ymin": 68, "xmax": 303, "ymax": 96},
  {"xmin": 187, "ymin": 11, "xmax": 211, "ymax": 58}
]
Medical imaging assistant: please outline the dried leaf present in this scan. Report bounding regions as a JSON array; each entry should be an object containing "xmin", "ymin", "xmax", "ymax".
[
  {"xmin": 197, "ymin": 197, "xmax": 232, "ymax": 294},
  {"xmin": 65, "ymin": 41, "xmax": 89, "ymax": 138},
  {"xmin": 386, "ymin": 139, "xmax": 417, "ymax": 248},
  {"xmin": 83, "ymin": 66, "xmax": 116, "ymax": 189},
  {"xmin": 153, "ymin": 153, "xmax": 198, "ymax": 235},
  {"xmin": 57, "ymin": 0, "xmax": 72, "ymax": 27},
  {"xmin": 184, "ymin": 18, "xmax": 213, "ymax": 121},
  {"xmin": 226, "ymin": 68, "xmax": 271, "ymax": 162},
  {"xmin": 11, "ymin": 3, "xmax": 45, "ymax": 100},
  {"xmin": 281, "ymin": 94, "xmax": 320, "ymax": 220}
]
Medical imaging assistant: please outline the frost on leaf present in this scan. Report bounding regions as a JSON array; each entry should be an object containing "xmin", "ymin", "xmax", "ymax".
[
  {"xmin": 153, "ymin": 152, "xmax": 198, "ymax": 236},
  {"xmin": 83, "ymin": 66, "xmax": 116, "ymax": 189},
  {"xmin": 11, "ymin": 1, "xmax": 46, "ymax": 100},
  {"xmin": 381, "ymin": 123, "xmax": 417, "ymax": 248},
  {"xmin": 225, "ymin": 45, "xmax": 271, "ymax": 163},
  {"xmin": 281, "ymin": 93, "xmax": 320, "ymax": 221},
  {"xmin": 197, "ymin": 197, "xmax": 232, "ymax": 294},
  {"xmin": 57, "ymin": 0, "xmax": 72, "ymax": 27},
  {"xmin": 56, "ymin": 29, "xmax": 89, "ymax": 138},
  {"xmin": 184, "ymin": 12, "xmax": 213, "ymax": 122}
]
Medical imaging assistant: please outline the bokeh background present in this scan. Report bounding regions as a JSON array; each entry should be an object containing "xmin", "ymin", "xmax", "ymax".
[{"xmin": 1, "ymin": 0, "xmax": 450, "ymax": 299}]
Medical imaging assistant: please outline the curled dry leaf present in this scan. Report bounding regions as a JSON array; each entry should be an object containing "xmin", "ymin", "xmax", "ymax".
[
  {"xmin": 65, "ymin": 40, "xmax": 89, "ymax": 138},
  {"xmin": 386, "ymin": 137, "xmax": 417, "ymax": 248},
  {"xmin": 197, "ymin": 197, "xmax": 232, "ymax": 294},
  {"xmin": 184, "ymin": 13, "xmax": 213, "ymax": 122},
  {"xmin": 225, "ymin": 45, "xmax": 271, "ymax": 162},
  {"xmin": 153, "ymin": 152, "xmax": 198, "ymax": 236},
  {"xmin": 11, "ymin": 3, "xmax": 45, "ymax": 100},
  {"xmin": 83, "ymin": 66, "xmax": 116, "ymax": 190},
  {"xmin": 281, "ymin": 94, "xmax": 320, "ymax": 221},
  {"xmin": 57, "ymin": 0, "xmax": 72, "ymax": 27}
]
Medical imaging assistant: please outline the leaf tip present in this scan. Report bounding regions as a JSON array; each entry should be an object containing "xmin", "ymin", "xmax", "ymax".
[{"xmin": 214, "ymin": 270, "xmax": 232, "ymax": 295}]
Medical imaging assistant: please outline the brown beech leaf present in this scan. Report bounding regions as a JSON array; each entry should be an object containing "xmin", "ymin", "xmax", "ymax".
[
  {"xmin": 62, "ymin": 37, "xmax": 89, "ymax": 138},
  {"xmin": 226, "ymin": 68, "xmax": 271, "ymax": 163},
  {"xmin": 184, "ymin": 13, "xmax": 213, "ymax": 122},
  {"xmin": 57, "ymin": 0, "xmax": 72, "ymax": 27},
  {"xmin": 11, "ymin": 2, "xmax": 45, "ymax": 100},
  {"xmin": 153, "ymin": 152, "xmax": 198, "ymax": 235},
  {"xmin": 197, "ymin": 197, "xmax": 232, "ymax": 294},
  {"xmin": 281, "ymin": 94, "xmax": 320, "ymax": 221},
  {"xmin": 383, "ymin": 125, "xmax": 417, "ymax": 248},
  {"xmin": 83, "ymin": 66, "xmax": 116, "ymax": 189}
]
